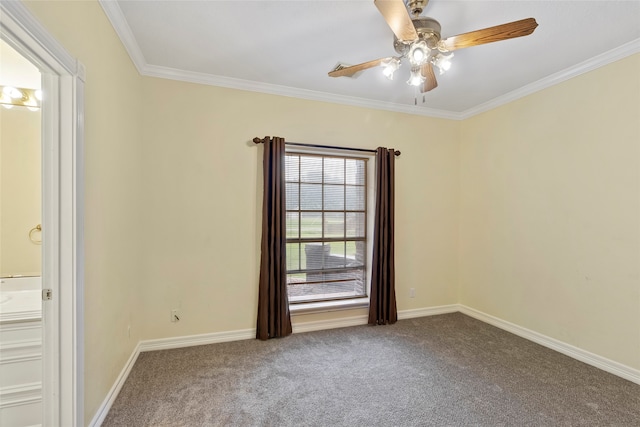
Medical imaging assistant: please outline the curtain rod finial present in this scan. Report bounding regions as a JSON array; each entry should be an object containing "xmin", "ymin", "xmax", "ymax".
[
  {"xmin": 253, "ymin": 137, "xmax": 263, "ymax": 144},
  {"xmin": 394, "ymin": 150, "xmax": 401, "ymax": 156}
]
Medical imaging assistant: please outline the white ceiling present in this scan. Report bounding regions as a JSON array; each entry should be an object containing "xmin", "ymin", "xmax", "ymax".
[{"xmin": 102, "ymin": 1, "xmax": 640, "ymax": 119}]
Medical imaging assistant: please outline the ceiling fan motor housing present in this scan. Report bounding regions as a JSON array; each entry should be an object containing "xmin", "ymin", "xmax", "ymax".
[
  {"xmin": 414, "ymin": 17, "xmax": 441, "ymax": 45},
  {"xmin": 393, "ymin": 16, "xmax": 442, "ymax": 54}
]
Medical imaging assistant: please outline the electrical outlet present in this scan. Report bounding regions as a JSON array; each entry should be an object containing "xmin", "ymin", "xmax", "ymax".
[
  {"xmin": 171, "ymin": 309, "xmax": 181, "ymax": 322},
  {"xmin": 409, "ymin": 288, "xmax": 415, "ymax": 298}
]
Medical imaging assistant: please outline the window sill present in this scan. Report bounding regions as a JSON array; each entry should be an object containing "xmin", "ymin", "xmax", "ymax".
[{"xmin": 289, "ymin": 297, "xmax": 369, "ymax": 315}]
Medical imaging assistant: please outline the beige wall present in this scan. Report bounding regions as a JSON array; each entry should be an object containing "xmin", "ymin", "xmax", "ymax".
[
  {"xmin": 17, "ymin": 0, "xmax": 640, "ymax": 423},
  {"xmin": 459, "ymin": 54, "xmax": 640, "ymax": 369},
  {"xmin": 0, "ymin": 107, "xmax": 41, "ymax": 277},
  {"xmin": 139, "ymin": 77, "xmax": 460, "ymax": 338},
  {"xmin": 23, "ymin": 1, "xmax": 144, "ymax": 424}
]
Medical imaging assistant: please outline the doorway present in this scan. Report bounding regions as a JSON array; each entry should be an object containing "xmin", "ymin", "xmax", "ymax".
[
  {"xmin": 0, "ymin": 38, "xmax": 43, "ymax": 426},
  {"xmin": 0, "ymin": 2, "xmax": 84, "ymax": 425}
]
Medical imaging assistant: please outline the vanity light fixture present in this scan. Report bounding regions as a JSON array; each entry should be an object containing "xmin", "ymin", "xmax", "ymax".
[{"xmin": 0, "ymin": 85, "xmax": 41, "ymax": 111}]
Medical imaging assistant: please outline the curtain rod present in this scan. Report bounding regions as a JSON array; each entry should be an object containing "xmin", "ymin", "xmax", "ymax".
[{"xmin": 252, "ymin": 137, "xmax": 401, "ymax": 157}]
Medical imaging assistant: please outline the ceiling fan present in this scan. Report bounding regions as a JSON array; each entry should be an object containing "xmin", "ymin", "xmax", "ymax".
[{"xmin": 328, "ymin": 0, "xmax": 538, "ymax": 96}]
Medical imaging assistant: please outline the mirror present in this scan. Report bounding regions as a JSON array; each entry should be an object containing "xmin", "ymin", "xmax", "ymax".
[{"xmin": 0, "ymin": 39, "xmax": 41, "ymax": 278}]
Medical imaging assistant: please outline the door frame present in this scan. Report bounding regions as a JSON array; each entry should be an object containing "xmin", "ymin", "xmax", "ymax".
[{"xmin": 0, "ymin": 2, "xmax": 84, "ymax": 426}]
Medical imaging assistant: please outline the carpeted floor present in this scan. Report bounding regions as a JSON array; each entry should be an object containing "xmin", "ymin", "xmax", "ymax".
[{"xmin": 102, "ymin": 313, "xmax": 640, "ymax": 426}]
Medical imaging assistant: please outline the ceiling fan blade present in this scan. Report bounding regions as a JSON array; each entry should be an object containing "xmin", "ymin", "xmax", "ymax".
[
  {"xmin": 421, "ymin": 63, "xmax": 437, "ymax": 93},
  {"xmin": 374, "ymin": 0, "xmax": 418, "ymax": 42},
  {"xmin": 328, "ymin": 58, "xmax": 391, "ymax": 78},
  {"xmin": 439, "ymin": 18, "xmax": 538, "ymax": 51}
]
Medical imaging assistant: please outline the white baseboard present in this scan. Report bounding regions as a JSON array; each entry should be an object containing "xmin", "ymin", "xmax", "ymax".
[
  {"xmin": 292, "ymin": 304, "xmax": 459, "ymax": 333},
  {"xmin": 88, "ymin": 303, "xmax": 639, "ymax": 426},
  {"xmin": 139, "ymin": 328, "xmax": 255, "ymax": 353},
  {"xmin": 88, "ymin": 342, "xmax": 140, "ymax": 427},
  {"xmin": 292, "ymin": 314, "xmax": 368, "ymax": 334},
  {"xmin": 398, "ymin": 304, "xmax": 459, "ymax": 320},
  {"xmin": 458, "ymin": 305, "xmax": 640, "ymax": 385}
]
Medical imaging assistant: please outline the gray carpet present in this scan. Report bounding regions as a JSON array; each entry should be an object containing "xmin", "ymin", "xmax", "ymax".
[{"xmin": 102, "ymin": 313, "xmax": 640, "ymax": 426}]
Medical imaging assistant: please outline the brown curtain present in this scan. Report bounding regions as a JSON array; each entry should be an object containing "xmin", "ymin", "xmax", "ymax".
[
  {"xmin": 256, "ymin": 136, "xmax": 292, "ymax": 340},
  {"xmin": 368, "ymin": 147, "xmax": 397, "ymax": 325}
]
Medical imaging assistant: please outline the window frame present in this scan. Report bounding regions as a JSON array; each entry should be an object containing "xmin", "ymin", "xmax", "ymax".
[{"xmin": 284, "ymin": 147, "xmax": 375, "ymax": 308}]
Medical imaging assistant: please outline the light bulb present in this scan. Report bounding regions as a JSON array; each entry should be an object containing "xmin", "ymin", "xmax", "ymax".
[
  {"xmin": 35, "ymin": 90, "xmax": 43, "ymax": 101},
  {"xmin": 407, "ymin": 67, "xmax": 425, "ymax": 87},
  {"xmin": 433, "ymin": 52, "xmax": 454, "ymax": 75},
  {"xmin": 408, "ymin": 41, "xmax": 429, "ymax": 66},
  {"xmin": 381, "ymin": 57, "xmax": 401, "ymax": 80},
  {"xmin": 2, "ymin": 86, "xmax": 23, "ymax": 99}
]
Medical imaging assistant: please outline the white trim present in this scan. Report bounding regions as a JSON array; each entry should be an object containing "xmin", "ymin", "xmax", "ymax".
[
  {"xmin": 0, "ymin": 321, "xmax": 41, "ymax": 334},
  {"xmin": 143, "ymin": 63, "xmax": 460, "ymax": 120},
  {"xmin": 0, "ymin": 382, "xmax": 42, "ymax": 409},
  {"xmin": 0, "ymin": 339, "xmax": 42, "ymax": 363},
  {"xmin": 290, "ymin": 298, "xmax": 369, "ymax": 315},
  {"xmin": 293, "ymin": 314, "xmax": 369, "ymax": 334},
  {"xmin": 0, "ymin": 2, "xmax": 85, "ymax": 426},
  {"xmin": 460, "ymin": 38, "xmax": 640, "ymax": 119},
  {"xmin": 0, "ymin": 354, "xmax": 42, "ymax": 365},
  {"xmin": 398, "ymin": 304, "xmax": 459, "ymax": 320},
  {"xmin": 0, "ymin": 311, "xmax": 41, "ymax": 323},
  {"xmin": 458, "ymin": 305, "xmax": 640, "ymax": 385},
  {"xmin": 97, "ymin": 0, "xmax": 146, "ymax": 74},
  {"xmin": 87, "ymin": 343, "xmax": 141, "ymax": 427},
  {"xmin": 139, "ymin": 329, "xmax": 255, "ymax": 353}
]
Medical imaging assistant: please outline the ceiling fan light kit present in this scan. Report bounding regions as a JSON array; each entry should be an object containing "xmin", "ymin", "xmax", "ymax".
[{"xmin": 328, "ymin": 0, "xmax": 538, "ymax": 100}]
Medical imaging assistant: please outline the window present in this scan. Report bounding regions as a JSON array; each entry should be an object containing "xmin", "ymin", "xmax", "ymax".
[{"xmin": 285, "ymin": 152, "xmax": 368, "ymax": 303}]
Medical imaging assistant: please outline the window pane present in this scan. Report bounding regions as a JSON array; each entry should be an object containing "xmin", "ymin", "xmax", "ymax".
[
  {"xmin": 324, "ymin": 157, "xmax": 344, "ymax": 184},
  {"xmin": 300, "ymin": 156, "xmax": 322, "ymax": 183},
  {"xmin": 285, "ymin": 155, "xmax": 299, "ymax": 182},
  {"xmin": 324, "ymin": 212, "xmax": 344, "ymax": 238},
  {"xmin": 302, "ymin": 243, "xmax": 329, "ymax": 271},
  {"xmin": 346, "ymin": 212, "xmax": 365, "ymax": 238},
  {"xmin": 345, "ymin": 241, "xmax": 363, "ymax": 267},
  {"xmin": 286, "ymin": 183, "xmax": 299, "ymax": 210},
  {"xmin": 346, "ymin": 185, "xmax": 365, "ymax": 211},
  {"xmin": 300, "ymin": 183, "xmax": 322, "ymax": 210},
  {"xmin": 286, "ymin": 212, "xmax": 299, "ymax": 239},
  {"xmin": 346, "ymin": 159, "xmax": 365, "ymax": 185},
  {"xmin": 300, "ymin": 212, "xmax": 322, "ymax": 238},
  {"xmin": 324, "ymin": 185, "xmax": 344, "ymax": 210},
  {"xmin": 327, "ymin": 242, "xmax": 346, "ymax": 268},
  {"xmin": 286, "ymin": 243, "xmax": 300, "ymax": 271}
]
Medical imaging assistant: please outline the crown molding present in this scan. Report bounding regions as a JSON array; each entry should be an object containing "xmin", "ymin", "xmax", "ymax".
[
  {"xmin": 459, "ymin": 38, "xmax": 640, "ymax": 119},
  {"xmin": 98, "ymin": 0, "xmax": 146, "ymax": 74},
  {"xmin": 143, "ymin": 63, "xmax": 462, "ymax": 120},
  {"xmin": 100, "ymin": 0, "xmax": 639, "ymax": 121}
]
